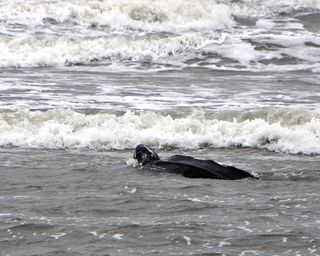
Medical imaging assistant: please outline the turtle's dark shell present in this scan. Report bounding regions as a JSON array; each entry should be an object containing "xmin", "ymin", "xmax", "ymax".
[
  {"xmin": 151, "ymin": 155, "xmax": 255, "ymax": 180},
  {"xmin": 134, "ymin": 144, "xmax": 256, "ymax": 180}
]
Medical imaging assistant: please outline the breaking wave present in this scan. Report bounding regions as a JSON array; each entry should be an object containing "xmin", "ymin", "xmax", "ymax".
[
  {"xmin": 0, "ymin": 0, "xmax": 319, "ymax": 71},
  {"xmin": 0, "ymin": 108, "xmax": 320, "ymax": 155},
  {"xmin": 1, "ymin": 0, "xmax": 233, "ymax": 32},
  {"xmin": 0, "ymin": 33, "xmax": 227, "ymax": 68}
]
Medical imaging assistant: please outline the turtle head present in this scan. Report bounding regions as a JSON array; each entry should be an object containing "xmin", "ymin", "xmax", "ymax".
[{"xmin": 134, "ymin": 144, "xmax": 160, "ymax": 165}]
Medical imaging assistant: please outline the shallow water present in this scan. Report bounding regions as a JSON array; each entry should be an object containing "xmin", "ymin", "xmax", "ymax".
[
  {"xmin": 1, "ymin": 148, "xmax": 320, "ymax": 256},
  {"xmin": 1, "ymin": 0, "xmax": 320, "ymax": 255}
]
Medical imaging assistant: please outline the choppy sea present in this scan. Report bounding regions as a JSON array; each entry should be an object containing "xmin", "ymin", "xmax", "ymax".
[{"xmin": 1, "ymin": 0, "xmax": 320, "ymax": 255}]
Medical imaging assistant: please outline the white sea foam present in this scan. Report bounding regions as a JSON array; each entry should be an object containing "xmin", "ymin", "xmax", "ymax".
[
  {"xmin": 203, "ymin": 31, "xmax": 320, "ymax": 72},
  {"xmin": 1, "ymin": 0, "xmax": 318, "ymax": 29},
  {"xmin": 0, "ymin": 0, "xmax": 233, "ymax": 68},
  {"xmin": 126, "ymin": 158, "xmax": 139, "ymax": 167},
  {"xmin": 50, "ymin": 232, "xmax": 66, "ymax": 240},
  {"xmin": 0, "ymin": 0, "xmax": 319, "ymax": 70},
  {"xmin": 0, "ymin": 108, "xmax": 320, "ymax": 155},
  {"xmin": 188, "ymin": 198, "xmax": 206, "ymax": 203},
  {"xmin": 183, "ymin": 235, "xmax": 191, "ymax": 245},
  {"xmin": 218, "ymin": 240, "xmax": 231, "ymax": 247},
  {"xmin": 0, "ymin": 0, "xmax": 233, "ymax": 32},
  {"xmin": 89, "ymin": 231, "xmax": 98, "ymax": 237},
  {"xmin": 230, "ymin": 0, "xmax": 320, "ymax": 18},
  {"xmin": 262, "ymin": 0, "xmax": 320, "ymax": 10},
  {"xmin": 112, "ymin": 233, "xmax": 123, "ymax": 240},
  {"xmin": 0, "ymin": 33, "xmax": 227, "ymax": 68}
]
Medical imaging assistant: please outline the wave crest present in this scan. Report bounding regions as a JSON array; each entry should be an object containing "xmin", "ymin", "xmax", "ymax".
[{"xmin": 0, "ymin": 108, "xmax": 319, "ymax": 155}]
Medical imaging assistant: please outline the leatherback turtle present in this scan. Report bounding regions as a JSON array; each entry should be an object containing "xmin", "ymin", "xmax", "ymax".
[{"xmin": 133, "ymin": 144, "xmax": 256, "ymax": 180}]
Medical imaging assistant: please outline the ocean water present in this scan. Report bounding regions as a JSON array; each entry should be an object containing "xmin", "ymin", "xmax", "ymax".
[{"xmin": 0, "ymin": 0, "xmax": 320, "ymax": 255}]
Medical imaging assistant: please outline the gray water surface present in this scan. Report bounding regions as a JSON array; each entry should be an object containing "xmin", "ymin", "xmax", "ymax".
[
  {"xmin": 1, "ymin": 148, "xmax": 319, "ymax": 256},
  {"xmin": 1, "ymin": 68, "xmax": 319, "ymax": 111}
]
